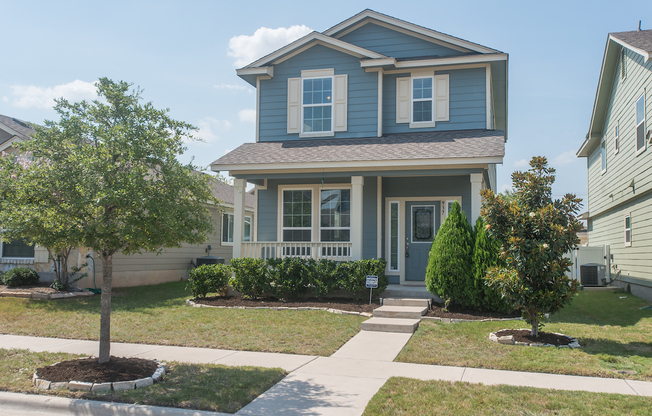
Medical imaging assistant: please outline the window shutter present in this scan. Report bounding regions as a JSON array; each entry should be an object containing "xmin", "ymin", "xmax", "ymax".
[
  {"xmin": 287, "ymin": 77, "xmax": 301, "ymax": 134},
  {"xmin": 333, "ymin": 74, "xmax": 348, "ymax": 132},
  {"xmin": 396, "ymin": 77, "xmax": 410, "ymax": 123},
  {"xmin": 434, "ymin": 74, "xmax": 449, "ymax": 122},
  {"xmin": 34, "ymin": 245, "xmax": 49, "ymax": 263}
]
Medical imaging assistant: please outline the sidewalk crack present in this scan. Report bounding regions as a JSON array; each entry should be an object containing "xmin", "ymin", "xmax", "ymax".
[{"xmin": 460, "ymin": 367, "xmax": 467, "ymax": 382}]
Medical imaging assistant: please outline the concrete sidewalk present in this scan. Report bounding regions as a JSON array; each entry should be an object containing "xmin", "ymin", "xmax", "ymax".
[{"xmin": 1, "ymin": 334, "xmax": 651, "ymax": 416}]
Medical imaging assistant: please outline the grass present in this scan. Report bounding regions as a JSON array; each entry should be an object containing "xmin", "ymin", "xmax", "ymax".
[
  {"xmin": 362, "ymin": 377, "xmax": 652, "ymax": 416},
  {"xmin": 0, "ymin": 281, "xmax": 365, "ymax": 356},
  {"xmin": 397, "ymin": 289, "xmax": 652, "ymax": 380},
  {"xmin": 0, "ymin": 348, "xmax": 284, "ymax": 413}
]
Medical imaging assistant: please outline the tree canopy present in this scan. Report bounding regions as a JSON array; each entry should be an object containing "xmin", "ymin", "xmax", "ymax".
[{"xmin": 0, "ymin": 78, "xmax": 218, "ymax": 362}]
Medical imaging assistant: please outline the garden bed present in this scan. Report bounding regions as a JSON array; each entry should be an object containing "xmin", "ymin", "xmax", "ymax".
[
  {"xmin": 425, "ymin": 302, "xmax": 520, "ymax": 320},
  {"xmin": 192, "ymin": 296, "xmax": 380, "ymax": 314}
]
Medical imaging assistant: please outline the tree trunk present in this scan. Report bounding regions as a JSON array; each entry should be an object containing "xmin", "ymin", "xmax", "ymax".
[
  {"xmin": 531, "ymin": 318, "xmax": 539, "ymax": 338},
  {"xmin": 98, "ymin": 254, "xmax": 113, "ymax": 364}
]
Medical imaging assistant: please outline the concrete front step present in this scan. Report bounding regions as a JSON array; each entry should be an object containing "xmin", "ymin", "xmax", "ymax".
[
  {"xmin": 361, "ymin": 317, "xmax": 420, "ymax": 333},
  {"xmin": 373, "ymin": 305, "xmax": 427, "ymax": 319},
  {"xmin": 381, "ymin": 284, "xmax": 440, "ymax": 301},
  {"xmin": 382, "ymin": 298, "xmax": 431, "ymax": 308}
]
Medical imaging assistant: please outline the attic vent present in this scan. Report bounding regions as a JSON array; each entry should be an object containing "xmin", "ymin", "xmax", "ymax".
[
  {"xmin": 620, "ymin": 48, "xmax": 626, "ymax": 80},
  {"xmin": 11, "ymin": 118, "xmax": 30, "ymax": 128}
]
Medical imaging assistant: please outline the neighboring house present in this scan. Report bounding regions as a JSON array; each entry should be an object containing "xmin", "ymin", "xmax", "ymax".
[
  {"xmin": 0, "ymin": 113, "xmax": 254, "ymax": 288},
  {"xmin": 211, "ymin": 10, "xmax": 508, "ymax": 286},
  {"xmin": 576, "ymin": 29, "xmax": 652, "ymax": 301}
]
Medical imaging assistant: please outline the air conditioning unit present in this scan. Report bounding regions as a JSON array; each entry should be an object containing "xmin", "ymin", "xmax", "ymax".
[{"xmin": 580, "ymin": 263, "xmax": 606, "ymax": 286}]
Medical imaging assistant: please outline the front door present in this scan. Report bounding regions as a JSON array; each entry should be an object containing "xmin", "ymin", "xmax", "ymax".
[{"xmin": 404, "ymin": 201, "xmax": 440, "ymax": 282}]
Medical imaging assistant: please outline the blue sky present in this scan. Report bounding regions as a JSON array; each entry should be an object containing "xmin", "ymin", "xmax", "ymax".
[{"xmin": 2, "ymin": 0, "xmax": 651, "ymax": 208}]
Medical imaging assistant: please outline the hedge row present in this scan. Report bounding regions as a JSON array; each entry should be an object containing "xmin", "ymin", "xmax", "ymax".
[{"xmin": 187, "ymin": 258, "xmax": 388, "ymax": 301}]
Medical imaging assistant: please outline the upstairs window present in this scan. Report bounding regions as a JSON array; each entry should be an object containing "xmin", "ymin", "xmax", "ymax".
[
  {"xmin": 412, "ymin": 77, "xmax": 433, "ymax": 123},
  {"xmin": 624, "ymin": 213, "xmax": 631, "ymax": 246},
  {"xmin": 636, "ymin": 93, "xmax": 646, "ymax": 153},
  {"xmin": 601, "ymin": 138, "xmax": 607, "ymax": 173},
  {"xmin": 614, "ymin": 121, "xmax": 619, "ymax": 154},
  {"xmin": 303, "ymin": 77, "xmax": 332, "ymax": 133}
]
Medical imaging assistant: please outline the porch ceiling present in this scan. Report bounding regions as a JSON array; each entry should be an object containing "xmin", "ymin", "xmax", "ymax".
[{"xmin": 211, "ymin": 129, "xmax": 505, "ymax": 173}]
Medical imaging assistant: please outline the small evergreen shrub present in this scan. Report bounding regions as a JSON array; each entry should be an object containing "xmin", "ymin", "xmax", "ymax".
[
  {"xmin": 306, "ymin": 258, "xmax": 340, "ymax": 298},
  {"xmin": 229, "ymin": 258, "xmax": 269, "ymax": 298},
  {"xmin": 472, "ymin": 217, "xmax": 512, "ymax": 313},
  {"xmin": 3, "ymin": 267, "xmax": 39, "ymax": 287},
  {"xmin": 267, "ymin": 257, "xmax": 308, "ymax": 300},
  {"xmin": 338, "ymin": 259, "xmax": 388, "ymax": 301},
  {"xmin": 425, "ymin": 201, "xmax": 474, "ymax": 307},
  {"xmin": 187, "ymin": 264, "xmax": 231, "ymax": 299}
]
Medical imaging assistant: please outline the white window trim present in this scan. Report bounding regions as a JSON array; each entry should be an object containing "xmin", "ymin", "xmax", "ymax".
[
  {"xmin": 221, "ymin": 213, "xmax": 251, "ymax": 246},
  {"xmin": 635, "ymin": 91, "xmax": 646, "ymax": 155},
  {"xmin": 300, "ymin": 76, "xmax": 334, "ymax": 138},
  {"xmin": 601, "ymin": 137, "xmax": 607, "ymax": 174},
  {"xmin": 614, "ymin": 120, "xmax": 619, "ymax": 154},
  {"xmin": 280, "ymin": 188, "xmax": 313, "ymax": 242},
  {"xmin": 318, "ymin": 188, "xmax": 352, "ymax": 243},
  {"xmin": 624, "ymin": 213, "xmax": 632, "ymax": 247},
  {"xmin": 410, "ymin": 205, "xmax": 436, "ymax": 244},
  {"xmin": 410, "ymin": 76, "xmax": 436, "ymax": 127}
]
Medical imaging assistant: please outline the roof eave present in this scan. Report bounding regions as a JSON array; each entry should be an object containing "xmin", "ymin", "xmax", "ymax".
[{"xmin": 609, "ymin": 34, "xmax": 651, "ymax": 61}]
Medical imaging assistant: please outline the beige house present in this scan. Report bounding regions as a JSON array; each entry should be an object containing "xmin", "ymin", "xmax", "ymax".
[{"xmin": 0, "ymin": 114, "xmax": 254, "ymax": 288}]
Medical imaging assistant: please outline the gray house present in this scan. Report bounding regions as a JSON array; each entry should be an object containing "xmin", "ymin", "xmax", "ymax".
[
  {"xmin": 577, "ymin": 29, "xmax": 652, "ymax": 301},
  {"xmin": 212, "ymin": 9, "xmax": 508, "ymax": 286}
]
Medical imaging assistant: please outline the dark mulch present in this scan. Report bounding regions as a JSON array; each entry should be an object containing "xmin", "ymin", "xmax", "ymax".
[
  {"xmin": 194, "ymin": 296, "xmax": 380, "ymax": 313},
  {"xmin": 426, "ymin": 302, "xmax": 521, "ymax": 320},
  {"xmin": 36, "ymin": 356, "xmax": 158, "ymax": 383},
  {"xmin": 495, "ymin": 329, "xmax": 574, "ymax": 346}
]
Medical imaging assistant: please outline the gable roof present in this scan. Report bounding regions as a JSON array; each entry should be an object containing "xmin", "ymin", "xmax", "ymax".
[
  {"xmin": 211, "ymin": 130, "xmax": 505, "ymax": 174},
  {"xmin": 211, "ymin": 179, "xmax": 255, "ymax": 208},
  {"xmin": 0, "ymin": 114, "xmax": 35, "ymax": 146},
  {"xmin": 578, "ymin": 29, "xmax": 652, "ymax": 157},
  {"xmin": 323, "ymin": 9, "xmax": 500, "ymax": 54}
]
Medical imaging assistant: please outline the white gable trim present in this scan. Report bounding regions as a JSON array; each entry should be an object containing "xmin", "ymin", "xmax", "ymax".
[
  {"xmin": 242, "ymin": 32, "xmax": 386, "ymax": 69},
  {"xmin": 361, "ymin": 53, "xmax": 507, "ymax": 70},
  {"xmin": 323, "ymin": 10, "xmax": 499, "ymax": 54},
  {"xmin": 0, "ymin": 137, "xmax": 20, "ymax": 152},
  {"xmin": 0, "ymin": 122, "xmax": 25, "ymax": 139},
  {"xmin": 236, "ymin": 66, "xmax": 274, "ymax": 78},
  {"xmin": 609, "ymin": 34, "xmax": 651, "ymax": 61}
]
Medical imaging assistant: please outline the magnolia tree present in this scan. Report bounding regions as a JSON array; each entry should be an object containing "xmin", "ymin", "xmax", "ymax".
[
  {"xmin": 481, "ymin": 157, "xmax": 582, "ymax": 337},
  {"xmin": 1, "ymin": 78, "xmax": 217, "ymax": 363}
]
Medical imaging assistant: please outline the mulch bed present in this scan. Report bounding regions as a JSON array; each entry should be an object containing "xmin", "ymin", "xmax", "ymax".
[
  {"xmin": 0, "ymin": 282, "xmax": 60, "ymax": 294},
  {"xmin": 36, "ymin": 356, "xmax": 158, "ymax": 383},
  {"xmin": 194, "ymin": 296, "xmax": 380, "ymax": 313},
  {"xmin": 426, "ymin": 302, "xmax": 521, "ymax": 320},
  {"xmin": 494, "ymin": 329, "xmax": 574, "ymax": 346}
]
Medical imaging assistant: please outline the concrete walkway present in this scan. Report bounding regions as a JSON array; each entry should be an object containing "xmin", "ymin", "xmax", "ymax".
[{"xmin": 1, "ymin": 333, "xmax": 651, "ymax": 416}]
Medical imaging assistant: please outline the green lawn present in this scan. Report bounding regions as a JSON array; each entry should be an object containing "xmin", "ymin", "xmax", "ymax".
[
  {"xmin": 0, "ymin": 281, "xmax": 365, "ymax": 356},
  {"xmin": 0, "ymin": 348, "xmax": 284, "ymax": 413},
  {"xmin": 397, "ymin": 289, "xmax": 652, "ymax": 380},
  {"xmin": 363, "ymin": 377, "xmax": 651, "ymax": 416}
]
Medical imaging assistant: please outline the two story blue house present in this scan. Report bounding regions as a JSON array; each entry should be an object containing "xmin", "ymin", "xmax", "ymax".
[{"xmin": 212, "ymin": 10, "xmax": 508, "ymax": 286}]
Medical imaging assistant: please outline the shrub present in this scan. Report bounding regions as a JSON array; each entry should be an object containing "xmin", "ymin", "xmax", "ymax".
[
  {"xmin": 3, "ymin": 267, "xmax": 39, "ymax": 287},
  {"xmin": 267, "ymin": 257, "xmax": 308, "ymax": 300},
  {"xmin": 425, "ymin": 201, "xmax": 474, "ymax": 307},
  {"xmin": 306, "ymin": 258, "xmax": 340, "ymax": 298},
  {"xmin": 229, "ymin": 258, "xmax": 269, "ymax": 298},
  {"xmin": 471, "ymin": 217, "xmax": 512, "ymax": 313},
  {"xmin": 187, "ymin": 264, "xmax": 232, "ymax": 299},
  {"xmin": 338, "ymin": 259, "xmax": 388, "ymax": 301}
]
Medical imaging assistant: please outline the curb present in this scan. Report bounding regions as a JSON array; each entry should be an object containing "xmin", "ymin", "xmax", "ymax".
[{"xmin": 0, "ymin": 391, "xmax": 231, "ymax": 416}]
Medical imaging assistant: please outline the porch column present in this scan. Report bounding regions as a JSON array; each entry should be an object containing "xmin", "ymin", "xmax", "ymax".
[
  {"xmin": 233, "ymin": 178, "xmax": 247, "ymax": 259},
  {"xmin": 351, "ymin": 176, "xmax": 364, "ymax": 260},
  {"xmin": 470, "ymin": 173, "xmax": 483, "ymax": 224}
]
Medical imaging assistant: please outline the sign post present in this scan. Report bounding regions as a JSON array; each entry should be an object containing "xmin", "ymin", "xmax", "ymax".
[{"xmin": 366, "ymin": 275, "xmax": 378, "ymax": 305}]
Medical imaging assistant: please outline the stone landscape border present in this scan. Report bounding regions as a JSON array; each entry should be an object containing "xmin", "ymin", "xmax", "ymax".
[
  {"xmin": 0, "ymin": 289, "xmax": 95, "ymax": 300},
  {"xmin": 32, "ymin": 361, "xmax": 167, "ymax": 392},
  {"xmin": 186, "ymin": 299, "xmax": 374, "ymax": 317},
  {"xmin": 489, "ymin": 330, "xmax": 581, "ymax": 348}
]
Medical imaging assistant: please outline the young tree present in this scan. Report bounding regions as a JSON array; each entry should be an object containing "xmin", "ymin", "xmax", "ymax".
[
  {"xmin": 425, "ymin": 201, "xmax": 474, "ymax": 308},
  {"xmin": 481, "ymin": 157, "xmax": 582, "ymax": 337},
  {"xmin": 471, "ymin": 217, "xmax": 510, "ymax": 312},
  {"xmin": 3, "ymin": 78, "xmax": 217, "ymax": 363}
]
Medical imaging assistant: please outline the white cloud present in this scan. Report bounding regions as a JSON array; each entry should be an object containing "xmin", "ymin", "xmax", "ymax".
[
  {"xmin": 238, "ymin": 109, "xmax": 256, "ymax": 123},
  {"xmin": 9, "ymin": 80, "xmax": 98, "ymax": 109},
  {"xmin": 227, "ymin": 25, "xmax": 313, "ymax": 67},
  {"xmin": 553, "ymin": 150, "xmax": 578, "ymax": 165},
  {"xmin": 213, "ymin": 83, "xmax": 254, "ymax": 93},
  {"xmin": 2, "ymin": 96, "xmax": 8, "ymax": 103},
  {"xmin": 194, "ymin": 117, "xmax": 232, "ymax": 144},
  {"xmin": 514, "ymin": 159, "xmax": 529, "ymax": 168}
]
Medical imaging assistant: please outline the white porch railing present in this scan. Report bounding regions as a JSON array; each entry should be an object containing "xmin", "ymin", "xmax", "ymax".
[{"xmin": 241, "ymin": 242, "xmax": 352, "ymax": 262}]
